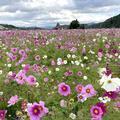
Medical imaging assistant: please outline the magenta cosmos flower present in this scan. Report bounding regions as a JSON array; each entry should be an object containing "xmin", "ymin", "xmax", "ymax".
[
  {"xmin": 82, "ymin": 84, "xmax": 97, "ymax": 98},
  {"xmin": 90, "ymin": 105, "xmax": 103, "ymax": 120},
  {"xmin": 0, "ymin": 110, "xmax": 7, "ymax": 120},
  {"xmin": 26, "ymin": 75, "xmax": 37, "ymax": 86},
  {"xmin": 8, "ymin": 95, "xmax": 19, "ymax": 106},
  {"xmin": 15, "ymin": 70, "xmax": 27, "ymax": 85},
  {"xmin": 23, "ymin": 64, "xmax": 30, "ymax": 73},
  {"xmin": 96, "ymin": 102, "xmax": 106, "ymax": 116},
  {"xmin": 27, "ymin": 101, "xmax": 48, "ymax": 120},
  {"xmin": 75, "ymin": 84, "xmax": 84, "ymax": 93},
  {"xmin": 103, "ymin": 91, "xmax": 118, "ymax": 100},
  {"xmin": 58, "ymin": 82, "xmax": 71, "ymax": 96}
]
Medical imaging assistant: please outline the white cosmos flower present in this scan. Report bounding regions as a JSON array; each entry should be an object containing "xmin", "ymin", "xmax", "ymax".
[
  {"xmin": 83, "ymin": 76, "xmax": 88, "ymax": 80},
  {"xmin": 69, "ymin": 113, "xmax": 76, "ymax": 120},
  {"xmin": 89, "ymin": 50, "xmax": 95, "ymax": 54},
  {"xmin": 21, "ymin": 64, "xmax": 25, "ymax": 67},
  {"xmin": 72, "ymin": 54, "xmax": 76, "ymax": 59},
  {"xmin": 81, "ymin": 63, "xmax": 84, "ymax": 68},
  {"xmin": 75, "ymin": 60, "xmax": 80, "ymax": 65},
  {"xmin": 71, "ymin": 61, "xmax": 74, "ymax": 64},
  {"xmin": 55, "ymin": 68, "xmax": 60, "ymax": 71},
  {"xmin": 99, "ymin": 74, "xmax": 111, "ymax": 85},
  {"xmin": 0, "ymin": 92, "xmax": 3, "ymax": 96},
  {"xmin": 0, "ymin": 70, "xmax": 2, "ymax": 75},
  {"xmin": 118, "ymin": 55, "xmax": 120, "ymax": 59},
  {"xmin": 7, "ymin": 64, "xmax": 12, "ymax": 67},
  {"xmin": 98, "ymin": 96, "xmax": 111, "ymax": 103},
  {"xmin": 48, "ymin": 70, "xmax": 52, "ymax": 75},
  {"xmin": 57, "ymin": 61, "xmax": 62, "ymax": 65},
  {"xmin": 8, "ymin": 71, "xmax": 13, "ymax": 76},
  {"xmin": 93, "ymin": 39, "xmax": 96, "ymax": 42},
  {"xmin": 67, "ymin": 54, "xmax": 71, "ymax": 58},
  {"xmin": 35, "ymin": 82, "xmax": 39, "ymax": 87},
  {"xmin": 43, "ymin": 55, "xmax": 47, "ymax": 59},
  {"xmin": 63, "ymin": 60, "xmax": 67, "ymax": 64},
  {"xmin": 57, "ymin": 58, "xmax": 62, "ymax": 62},
  {"xmin": 101, "ymin": 77, "xmax": 120, "ymax": 92},
  {"xmin": 84, "ymin": 56, "xmax": 88, "ymax": 60}
]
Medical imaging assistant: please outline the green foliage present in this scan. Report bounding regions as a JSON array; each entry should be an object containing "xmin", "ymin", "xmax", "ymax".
[{"xmin": 69, "ymin": 19, "xmax": 80, "ymax": 29}]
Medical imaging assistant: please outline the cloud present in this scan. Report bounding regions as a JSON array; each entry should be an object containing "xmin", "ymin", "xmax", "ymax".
[{"xmin": 0, "ymin": 0, "xmax": 120, "ymax": 27}]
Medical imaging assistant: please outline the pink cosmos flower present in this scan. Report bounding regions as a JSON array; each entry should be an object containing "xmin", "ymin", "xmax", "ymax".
[
  {"xmin": 42, "ymin": 66, "xmax": 48, "ymax": 72},
  {"xmin": 98, "ymin": 52, "xmax": 103, "ymax": 58},
  {"xmin": 8, "ymin": 95, "xmax": 19, "ymax": 106},
  {"xmin": 44, "ymin": 77, "xmax": 49, "ymax": 82},
  {"xmin": 77, "ymin": 93, "xmax": 87, "ymax": 102},
  {"xmin": 91, "ymin": 117, "xmax": 102, "ymax": 120},
  {"xmin": 11, "ymin": 48, "xmax": 18, "ymax": 53},
  {"xmin": 64, "ymin": 70, "xmax": 73, "ymax": 77},
  {"xmin": 70, "ymin": 47, "xmax": 77, "ymax": 53},
  {"xmin": 15, "ymin": 70, "xmax": 27, "ymax": 85},
  {"xmin": 58, "ymin": 82, "xmax": 71, "ymax": 96},
  {"xmin": 82, "ymin": 84, "xmax": 97, "ymax": 98},
  {"xmin": 114, "ymin": 102, "xmax": 120, "ymax": 109},
  {"xmin": 98, "ymin": 49, "xmax": 103, "ymax": 58},
  {"xmin": 19, "ymin": 49, "xmax": 26, "ymax": 56},
  {"xmin": 32, "ymin": 64, "xmax": 39, "ymax": 72},
  {"xmin": 26, "ymin": 75, "xmax": 37, "ymax": 86},
  {"xmin": 90, "ymin": 105, "xmax": 103, "ymax": 120},
  {"xmin": 7, "ymin": 52, "xmax": 16, "ymax": 61},
  {"xmin": 0, "ymin": 110, "xmax": 7, "ymax": 120},
  {"xmin": 105, "ymin": 43, "xmax": 110, "ymax": 49},
  {"xmin": 35, "ymin": 55, "xmax": 41, "ymax": 61},
  {"xmin": 60, "ymin": 99, "xmax": 67, "ymax": 108},
  {"xmin": 77, "ymin": 71, "xmax": 82, "ymax": 77},
  {"xmin": 51, "ymin": 60, "xmax": 56, "ymax": 66},
  {"xmin": 27, "ymin": 101, "xmax": 48, "ymax": 120},
  {"xmin": 75, "ymin": 84, "xmax": 84, "ymax": 93}
]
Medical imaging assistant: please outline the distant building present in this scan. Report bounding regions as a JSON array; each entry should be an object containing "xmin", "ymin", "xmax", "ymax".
[{"xmin": 54, "ymin": 23, "xmax": 69, "ymax": 30}]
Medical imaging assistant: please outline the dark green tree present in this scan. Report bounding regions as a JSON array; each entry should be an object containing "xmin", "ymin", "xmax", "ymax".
[{"xmin": 69, "ymin": 19, "xmax": 80, "ymax": 29}]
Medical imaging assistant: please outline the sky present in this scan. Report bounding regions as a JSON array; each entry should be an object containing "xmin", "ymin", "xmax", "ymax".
[{"xmin": 0, "ymin": 0, "xmax": 120, "ymax": 28}]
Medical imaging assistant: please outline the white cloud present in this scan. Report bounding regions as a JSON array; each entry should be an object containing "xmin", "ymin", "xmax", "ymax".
[{"xmin": 0, "ymin": 0, "xmax": 120, "ymax": 27}]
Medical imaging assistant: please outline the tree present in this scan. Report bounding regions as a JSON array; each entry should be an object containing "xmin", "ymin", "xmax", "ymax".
[{"xmin": 69, "ymin": 19, "xmax": 80, "ymax": 29}]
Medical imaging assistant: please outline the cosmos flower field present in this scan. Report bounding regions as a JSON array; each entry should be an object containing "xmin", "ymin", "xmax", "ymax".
[{"xmin": 0, "ymin": 29, "xmax": 120, "ymax": 120}]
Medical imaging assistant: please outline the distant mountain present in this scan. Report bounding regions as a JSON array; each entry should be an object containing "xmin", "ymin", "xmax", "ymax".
[
  {"xmin": 89, "ymin": 14, "xmax": 120, "ymax": 28},
  {"xmin": 0, "ymin": 24, "xmax": 45, "ymax": 30},
  {"xmin": 17, "ymin": 27, "xmax": 45, "ymax": 30},
  {"xmin": 0, "ymin": 24, "xmax": 17, "ymax": 30}
]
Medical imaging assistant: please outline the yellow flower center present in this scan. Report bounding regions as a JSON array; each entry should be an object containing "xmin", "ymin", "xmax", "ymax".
[
  {"xmin": 34, "ymin": 109, "xmax": 38, "ymax": 113},
  {"xmin": 108, "ymin": 80, "xmax": 112, "ymax": 83},
  {"xmin": 79, "ymin": 95, "xmax": 83, "ymax": 99},
  {"xmin": 94, "ymin": 109, "xmax": 99, "ymax": 114},
  {"xmin": 86, "ymin": 88, "xmax": 90, "ymax": 93}
]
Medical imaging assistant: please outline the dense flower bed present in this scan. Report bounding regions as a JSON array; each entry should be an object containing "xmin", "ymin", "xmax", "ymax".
[{"xmin": 0, "ymin": 29, "xmax": 120, "ymax": 120}]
